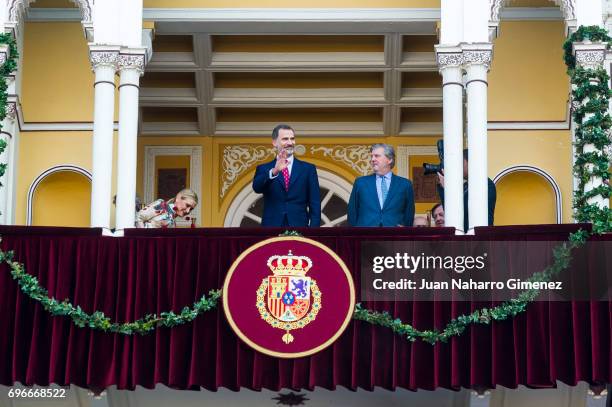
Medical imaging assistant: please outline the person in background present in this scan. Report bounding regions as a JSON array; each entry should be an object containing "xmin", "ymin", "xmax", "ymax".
[
  {"xmin": 436, "ymin": 149, "xmax": 496, "ymax": 232},
  {"xmin": 135, "ymin": 188, "xmax": 198, "ymax": 228},
  {"xmin": 413, "ymin": 216, "xmax": 429, "ymax": 227},
  {"xmin": 348, "ymin": 143, "xmax": 415, "ymax": 227},
  {"xmin": 431, "ymin": 203, "xmax": 445, "ymax": 227}
]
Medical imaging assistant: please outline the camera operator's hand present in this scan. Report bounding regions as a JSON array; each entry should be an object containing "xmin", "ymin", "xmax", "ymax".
[{"xmin": 436, "ymin": 169, "xmax": 445, "ymax": 188}]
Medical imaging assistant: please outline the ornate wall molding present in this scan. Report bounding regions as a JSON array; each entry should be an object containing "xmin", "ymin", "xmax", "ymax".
[
  {"xmin": 68, "ymin": 0, "xmax": 93, "ymax": 23},
  {"xmin": 220, "ymin": 145, "xmax": 275, "ymax": 198},
  {"xmin": 491, "ymin": 0, "xmax": 575, "ymax": 23},
  {"xmin": 310, "ymin": 145, "xmax": 371, "ymax": 176},
  {"xmin": 9, "ymin": 0, "xmax": 92, "ymax": 27},
  {"xmin": 552, "ymin": 0, "xmax": 576, "ymax": 21},
  {"xmin": 489, "ymin": 0, "xmax": 505, "ymax": 23},
  {"xmin": 7, "ymin": 0, "xmax": 34, "ymax": 25}
]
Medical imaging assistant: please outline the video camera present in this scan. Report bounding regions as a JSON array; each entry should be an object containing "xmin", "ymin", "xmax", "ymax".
[{"xmin": 422, "ymin": 139, "xmax": 444, "ymax": 176}]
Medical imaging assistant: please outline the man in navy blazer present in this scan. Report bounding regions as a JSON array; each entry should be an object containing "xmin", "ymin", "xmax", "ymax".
[
  {"xmin": 252, "ymin": 124, "xmax": 321, "ymax": 227},
  {"xmin": 348, "ymin": 143, "xmax": 415, "ymax": 227}
]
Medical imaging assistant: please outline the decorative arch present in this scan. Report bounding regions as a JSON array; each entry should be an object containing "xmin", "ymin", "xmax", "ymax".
[
  {"xmin": 493, "ymin": 165, "xmax": 562, "ymax": 224},
  {"xmin": 26, "ymin": 165, "xmax": 92, "ymax": 226},
  {"xmin": 224, "ymin": 169, "xmax": 353, "ymax": 227},
  {"xmin": 489, "ymin": 0, "xmax": 575, "ymax": 24},
  {"xmin": 7, "ymin": 0, "xmax": 92, "ymax": 28}
]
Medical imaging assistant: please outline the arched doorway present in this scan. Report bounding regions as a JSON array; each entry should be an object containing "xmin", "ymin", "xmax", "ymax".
[
  {"xmin": 494, "ymin": 166, "xmax": 561, "ymax": 225},
  {"xmin": 27, "ymin": 165, "xmax": 92, "ymax": 227},
  {"xmin": 224, "ymin": 169, "xmax": 352, "ymax": 227}
]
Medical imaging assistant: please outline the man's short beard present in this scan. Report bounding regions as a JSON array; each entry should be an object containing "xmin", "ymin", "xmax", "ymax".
[{"xmin": 282, "ymin": 147, "xmax": 294, "ymax": 156}]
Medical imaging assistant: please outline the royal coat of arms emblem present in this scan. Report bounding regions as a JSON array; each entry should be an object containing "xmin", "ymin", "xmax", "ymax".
[
  {"xmin": 223, "ymin": 236, "xmax": 354, "ymax": 358},
  {"xmin": 256, "ymin": 251, "xmax": 322, "ymax": 344}
]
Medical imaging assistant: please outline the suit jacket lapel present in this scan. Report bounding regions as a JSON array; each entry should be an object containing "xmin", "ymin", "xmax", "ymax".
[
  {"xmin": 366, "ymin": 174, "xmax": 379, "ymax": 208},
  {"xmin": 288, "ymin": 158, "xmax": 304, "ymax": 189},
  {"xmin": 382, "ymin": 173, "xmax": 398, "ymax": 210}
]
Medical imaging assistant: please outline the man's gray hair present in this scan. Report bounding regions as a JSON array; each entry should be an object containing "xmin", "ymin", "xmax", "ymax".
[{"xmin": 370, "ymin": 143, "xmax": 395, "ymax": 169}]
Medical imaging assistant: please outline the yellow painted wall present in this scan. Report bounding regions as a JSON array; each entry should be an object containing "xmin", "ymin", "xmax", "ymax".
[
  {"xmin": 21, "ymin": 22, "xmax": 119, "ymax": 122},
  {"xmin": 495, "ymin": 171, "xmax": 557, "ymax": 225},
  {"xmin": 489, "ymin": 21, "xmax": 568, "ymax": 121},
  {"xmin": 16, "ymin": 132, "xmax": 91, "ymax": 224},
  {"xmin": 16, "ymin": 131, "xmax": 119, "ymax": 226},
  {"xmin": 145, "ymin": 0, "xmax": 440, "ymax": 8},
  {"xmin": 32, "ymin": 171, "xmax": 91, "ymax": 227},
  {"xmin": 489, "ymin": 130, "xmax": 572, "ymax": 223}
]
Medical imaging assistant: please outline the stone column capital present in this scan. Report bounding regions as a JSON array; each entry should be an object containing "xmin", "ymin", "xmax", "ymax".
[
  {"xmin": 118, "ymin": 49, "xmax": 147, "ymax": 76},
  {"xmin": 462, "ymin": 43, "xmax": 494, "ymax": 71},
  {"xmin": 0, "ymin": 44, "xmax": 9, "ymax": 68},
  {"xmin": 435, "ymin": 45, "xmax": 464, "ymax": 74},
  {"xmin": 89, "ymin": 45, "xmax": 121, "ymax": 71},
  {"xmin": 572, "ymin": 42, "xmax": 607, "ymax": 70},
  {"xmin": 5, "ymin": 102, "xmax": 17, "ymax": 122}
]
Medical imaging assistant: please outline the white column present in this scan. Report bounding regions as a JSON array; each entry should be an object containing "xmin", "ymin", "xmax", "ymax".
[
  {"xmin": 573, "ymin": 42, "xmax": 610, "ymax": 210},
  {"xmin": 576, "ymin": 0, "xmax": 603, "ymax": 27},
  {"xmin": 440, "ymin": 0, "xmax": 463, "ymax": 45},
  {"xmin": 89, "ymin": 46, "xmax": 119, "ymax": 229},
  {"xmin": 463, "ymin": 0, "xmax": 489, "ymax": 43},
  {"xmin": 463, "ymin": 43, "xmax": 493, "ymax": 232},
  {"xmin": 0, "ymin": 101, "xmax": 16, "ymax": 224},
  {"xmin": 0, "ymin": 40, "xmax": 17, "ymax": 225},
  {"xmin": 435, "ymin": 47, "xmax": 465, "ymax": 233},
  {"xmin": 115, "ymin": 50, "xmax": 145, "ymax": 230}
]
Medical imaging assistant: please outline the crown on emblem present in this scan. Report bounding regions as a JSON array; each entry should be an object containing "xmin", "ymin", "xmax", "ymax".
[{"xmin": 267, "ymin": 251, "xmax": 312, "ymax": 276}]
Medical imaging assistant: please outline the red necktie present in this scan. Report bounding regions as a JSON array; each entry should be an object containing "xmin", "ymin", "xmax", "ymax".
[{"xmin": 282, "ymin": 166, "xmax": 290, "ymax": 191}]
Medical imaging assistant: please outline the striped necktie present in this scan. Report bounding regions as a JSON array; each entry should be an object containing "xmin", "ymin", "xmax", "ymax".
[{"xmin": 380, "ymin": 175, "xmax": 388, "ymax": 205}]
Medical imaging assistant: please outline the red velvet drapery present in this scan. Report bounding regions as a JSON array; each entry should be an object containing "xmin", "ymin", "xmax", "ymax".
[{"xmin": 0, "ymin": 225, "xmax": 609, "ymax": 391}]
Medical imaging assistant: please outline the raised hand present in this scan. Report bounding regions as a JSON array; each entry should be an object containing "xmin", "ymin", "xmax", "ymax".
[{"xmin": 272, "ymin": 149, "xmax": 289, "ymax": 176}]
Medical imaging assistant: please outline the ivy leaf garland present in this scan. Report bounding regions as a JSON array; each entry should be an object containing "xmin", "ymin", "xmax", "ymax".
[
  {"xmin": 0, "ymin": 34, "xmax": 17, "ymax": 189},
  {"xmin": 2, "ymin": 247, "xmax": 222, "ymax": 335},
  {"xmin": 562, "ymin": 26, "xmax": 612, "ymax": 235}
]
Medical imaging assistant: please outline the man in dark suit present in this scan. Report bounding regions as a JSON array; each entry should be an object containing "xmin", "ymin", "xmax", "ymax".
[
  {"xmin": 252, "ymin": 124, "xmax": 321, "ymax": 227},
  {"xmin": 436, "ymin": 149, "xmax": 496, "ymax": 232},
  {"xmin": 347, "ymin": 143, "xmax": 415, "ymax": 227}
]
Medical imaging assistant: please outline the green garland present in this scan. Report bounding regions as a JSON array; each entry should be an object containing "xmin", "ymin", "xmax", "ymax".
[
  {"xmin": 0, "ymin": 27, "xmax": 609, "ymax": 344},
  {"xmin": 563, "ymin": 26, "xmax": 612, "ymax": 235},
  {"xmin": 0, "ymin": 34, "xmax": 18, "ymax": 192},
  {"xmin": 1, "ymin": 250, "xmax": 221, "ymax": 335}
]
